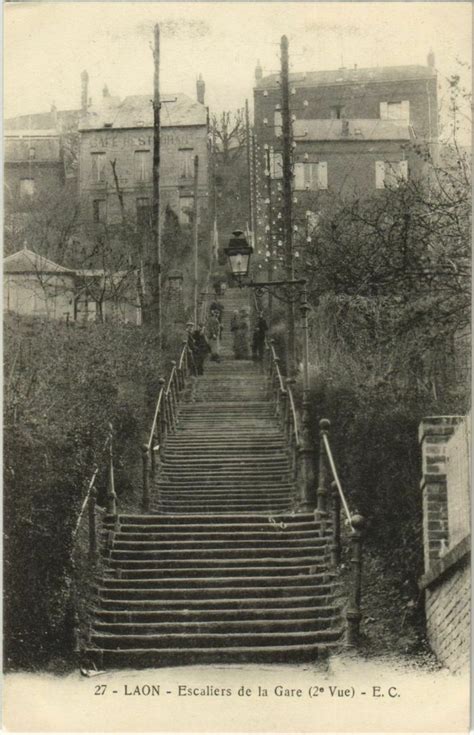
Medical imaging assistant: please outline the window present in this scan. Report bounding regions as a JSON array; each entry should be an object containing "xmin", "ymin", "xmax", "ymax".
[
  {"xmin": 93, "ymin": 199, "xmax": 106, "ymax": 223},
  {"xmin": 20, "ymin": 178, "xmax": 35, "ymax": 197},
  {"xmin": 330, "ymin": 106, "xmax": 345, "ymax": 120},
  {"xmin": 28, "ymin": 147, "xmax": 36, "ymax": 160},
  {"xmin": 178, "ymin": 149, "xmax": 194, "ymax": 180},
  {"xmin": 136, "ymin": 197, "xmax": 152, "ymax": 232},
  {"xmin": 270, "ymin": 151, "xmax": 283, "ymax": 179},
  {"xmin": 179, "ymin": 196, "xmax": 194, "ymax": 225},
  {"xmin": 134, "ymin": 150, "xmax": 151, "ymax": 183},
  {"xmin": 380, "ymin": 101, "xmax": 410, "ymax": 122},
  {"xmin": 91, "ymin": 152, "xmax": 106, "ymax": 183},
  {"xmin": 375, "ymin": 160, "xmax": 408, "ymax": 189},
  {"xmin": 294, "ymin": 162, "xmax": 328, "ymax": 191},
  {"xmin": 274, "ymin": 111, "xmax": 282, "ymax": 137}
]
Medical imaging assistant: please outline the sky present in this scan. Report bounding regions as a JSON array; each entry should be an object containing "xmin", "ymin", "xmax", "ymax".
[{"xmin": 4, "ymin": 2, "xmax": 472, "ymax": 140}]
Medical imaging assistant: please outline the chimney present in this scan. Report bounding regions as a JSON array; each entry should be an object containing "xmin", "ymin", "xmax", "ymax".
[
  {"xmin": 341, "ymin": 119, "xmax": 349, "ymax": 137},
  {"xmin": 50, "ymin": 102, "xmax": 58, "ymax": 130},
  {"xmin": 255, "ymin": 60, "xmax": 263, "ymax": 83},
  {"xmin": 427, "ymin": 49, "xmax": 435, "ymax": 68},
  {"xmin": 196, "ymin": 74, "xmax": 205, "ymax": 105},
  {"xmin": 103, "ymin": 83, "xmax": 110, "ymax": 98},
  {"xmin": 81, "ymin": 70, "xmax": 89, "ymax": 112}
]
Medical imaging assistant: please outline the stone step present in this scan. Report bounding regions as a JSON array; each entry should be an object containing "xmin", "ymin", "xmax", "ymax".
[
  {"xmin": 91, "ymin": 628, "xmax": 343, "ymax": 650},
  {"xmin": 84, "ymin": 641, "xmax": 336, "ymax": 668},
  {"xmin": 104, "ymin": 562, "xmax": 329, "ymax": 579},
  {"xmin": 94, "ymin": 604, "xmax": 338, "ymax": 623}
]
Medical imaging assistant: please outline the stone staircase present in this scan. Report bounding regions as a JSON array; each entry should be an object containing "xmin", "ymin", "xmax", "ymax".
[{"xmin": 85, "ymin": 288, "xmax": 343, "ymax": 667}]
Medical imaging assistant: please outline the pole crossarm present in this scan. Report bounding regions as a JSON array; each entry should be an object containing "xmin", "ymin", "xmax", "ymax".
[{"xmin": 245, "ymin": 278, "xmax": 307, "ymax": 305}]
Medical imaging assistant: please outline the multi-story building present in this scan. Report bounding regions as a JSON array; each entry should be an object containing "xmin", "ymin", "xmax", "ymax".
[
  {"xmin": 4, "ymin": 129, "xmax": 66, "ymax": 208},
  {"xmin": 253, "ymin": 53, "xmax": 438, "ymax": 198},
  {"xmin": 78, "ymin": 84, "xmax": 209, "ymax": 229}
]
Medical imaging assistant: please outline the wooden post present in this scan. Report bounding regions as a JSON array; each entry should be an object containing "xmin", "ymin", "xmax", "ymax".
[
  {"xmin": 106, "ymin": 424, "xmax": 117, "ymax": 516},
  {"xmin": 316, "ymin": 419, "xmax": 330, "ymax": 516},
  {"xmin": 142, "ymin": 444, "xmax": 150, "ymax": 512},
  {"xmin": 151, "ymin": 23, "xmax": 162, "ymax": 339},
  {"xmin": 346, "ymin": 513, "xmax": 365, "ymax": 646},
  {"xmin": 193, "ymin": 155, "xmax": 200, "ymax": 325},
  {"xmin": 88, "ymin": 485, "xmax": 98, "ymax": 561},
  {"xmin": 298, "ymin": 289, "xmax": 317, "ymax": 511},
  {"xmin": 280, "ymin": 35, "xmax": 295, "ymax": 375},
  {"xmin": 330, "ymin": 480, "xmax": 341, "ymax": 566}
]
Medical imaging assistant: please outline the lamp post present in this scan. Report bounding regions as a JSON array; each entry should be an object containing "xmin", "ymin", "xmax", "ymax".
[{"xmin": 224, "ymin": 231, "xmax": 315, "ymax": 510}]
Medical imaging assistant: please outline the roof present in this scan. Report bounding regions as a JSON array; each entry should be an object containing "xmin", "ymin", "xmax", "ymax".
[
  {"xmin": 4, "ymin": 248, "xmax": 75, "ymax": 275},
  {"xmin": 5, "ymin": 109, "xmax": 81, "ymax": 132},
  {"xmin": 79, "ymin": 93, "xmax": 207, "ymax": 131},
  {"xmin": 256, "ymin": 64, "xmax": 436, "ymax": 90},
  {"xmin": 293, "ymin": 118, "xmax": 412, "ymax": 141}
]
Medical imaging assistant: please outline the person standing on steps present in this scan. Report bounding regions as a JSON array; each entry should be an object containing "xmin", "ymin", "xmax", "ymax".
[
  {"xmin": 234, "ymin": 307, "xmax": 251, "ymax": 359},
  {"xmin": 230, "ymin": 310, "xmax": 239, "ymax": 357},
  {"xmin": 191, "ymin": 324, "xmax": 211, "ymax": 376},
  {"xmin": 252, "ymin": 312, "xmax": 268, "ymax": 362},
  {"xmin": 207, "ymin": 310, "xmax": 221, "ymax": 363}
]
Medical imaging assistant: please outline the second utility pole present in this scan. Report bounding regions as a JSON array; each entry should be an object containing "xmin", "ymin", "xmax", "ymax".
[
  {"xmin": 152, "ymin": 23, "xmax": 162, "ymax": 342},
  {"xmin": 280, "ymin": 34, "xmax": 295, "ymax": 375},
  {"xmin": 193, "ymin": 155, "xmax": 200, "ymax": 325}
]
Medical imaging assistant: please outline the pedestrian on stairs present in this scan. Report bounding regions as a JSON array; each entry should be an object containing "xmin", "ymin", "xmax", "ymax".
[
  {"xmin": 234, "ymin": 307, "xmax": 251, "ymax": 359},
  {"xmin": 191, "ymin": 324, "xmax": 211, "ymax": 376},
  {"xmin": 207, "ymin": 312, "xmax": 221, "ymax": 363},
  {"xmin": 252, "ymin": 312, "xmax": 268, "ymax": 362}
]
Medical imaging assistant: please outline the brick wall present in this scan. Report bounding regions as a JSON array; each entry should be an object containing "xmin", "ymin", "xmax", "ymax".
[
  {"xmin": 419, "ymin": 415, "xmax": 470, "ymax": 673},
  {"xmin": 446, "ymin": 414, "xmax": 471, "ymax": 547},
  {"xmin": 425, "ymin": 559, "xmax": 470, "ymax": 674}
]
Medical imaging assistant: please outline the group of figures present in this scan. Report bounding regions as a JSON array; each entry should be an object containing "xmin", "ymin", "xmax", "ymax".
[
  {"xmin": 186, "ymin": 302, "xmax": 268, "ymax": 376},
  {"xmin": 230, "ymin": 309, "xmax": 268, "ymax": 362}
]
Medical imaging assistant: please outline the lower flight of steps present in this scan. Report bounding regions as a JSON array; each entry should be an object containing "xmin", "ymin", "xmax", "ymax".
[{"xmin": 84, "ymin": 512, "xmax": 342, "ymax": 668}]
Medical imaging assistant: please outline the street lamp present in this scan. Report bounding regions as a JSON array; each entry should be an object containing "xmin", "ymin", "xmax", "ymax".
[
  {"xmin": 224, "ymin": 230, "xmax": 253, "ymax": 284},
  {"xmin": 224, "ymin": 228, "xmax": 316, "ymax": 511}
]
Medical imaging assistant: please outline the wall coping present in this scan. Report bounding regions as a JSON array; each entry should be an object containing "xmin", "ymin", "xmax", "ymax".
[
  {"xmin": 418, "ymin": 415, "xmax": 464, "ymax": 444},
  {"xmin": 418, "ymin": 535, "xmax": 470, "ymax": 590}
]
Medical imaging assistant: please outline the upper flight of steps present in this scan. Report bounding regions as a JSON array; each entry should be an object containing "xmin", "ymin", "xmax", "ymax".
[{"xmin": 85, "ymin": 287, "xmax": 343, "ymax": 668}]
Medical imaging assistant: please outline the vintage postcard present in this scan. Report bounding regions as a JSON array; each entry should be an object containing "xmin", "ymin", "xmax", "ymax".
[{"xmin": 3, "ymin": 1, "xmax": 471, "ymax": 732}]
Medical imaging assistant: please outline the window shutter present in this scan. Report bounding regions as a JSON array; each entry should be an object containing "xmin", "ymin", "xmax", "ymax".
[
  {"xmin": 294, "ymin": 163, "xmax": 305, "ymax": 190},
  {"xmin": 398, "ymin": 160, "xmax": 408, "ymax": 181},
  {"xmin": 401, "ymin": 100, "xmax": 410, "ymax": 121},
  {"xmin": 379, "ymin": 102, "xmax": 388, "ymax": 120},
  {"xmin": 375, "ymin": 161, "xmax": 385, "ymax": 189},
  {"xmin": 317, "ymin": 161, "xmax": 328, "ymax": 190}
]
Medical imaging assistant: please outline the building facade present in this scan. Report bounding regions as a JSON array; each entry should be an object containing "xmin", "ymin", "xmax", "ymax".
[
  {"xmin": 254, "ymin": 56, "xmax": 438, "ymax": 198},
  {"xmin": 78, "ymin": 89, "xmax": 209, "ymax": 229},
  {"xmin": 418, "ymin": 415, "xmax": 470, "ymax": 673}
]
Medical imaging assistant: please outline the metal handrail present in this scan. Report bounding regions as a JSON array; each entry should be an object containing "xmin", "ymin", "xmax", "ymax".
[
  {"xmin": 146, "ymin": 384, "xmax": 165, "ymax": 452},
  {"xmin": 322, "ymin": 433, "xmax": 353, "ymax": 529},
  {"xmin": 286, "ymin": 385, "xmax": 300, "ymax": 447},
  {"xmin": 141, "ymin": 337, "xmax": 194, "ymax": 512}
]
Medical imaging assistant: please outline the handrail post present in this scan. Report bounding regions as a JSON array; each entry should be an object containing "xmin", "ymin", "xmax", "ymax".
[
  {"xmin": 297, "ymin": 396, "xmax": 317, "ymax": 512},
  {"xmin": 346, "ymin": 512, "xmax": 365, "ymax": 646},
  {"xmin": 316, "ymin": 419, "xmax": 330, "ymax": 516},
  {"xmin": 330, "ymin": 480, "xmax": 341, "ymax": 566},
  {"xmin": 142, "ymin": 443, "xmax": 150, "ymax": 512},
  {"xmin": 88, "ymin": 485, "xmax": 98, "ymax": 561},
  {"xmin": 106, "ymin": 423, "xmax": 117, "ymax": 516}
]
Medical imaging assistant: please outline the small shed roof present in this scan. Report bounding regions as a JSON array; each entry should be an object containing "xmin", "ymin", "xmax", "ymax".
[{"xmin": 4, "ymin": 248, "xmax": 74, "ymax": 275}]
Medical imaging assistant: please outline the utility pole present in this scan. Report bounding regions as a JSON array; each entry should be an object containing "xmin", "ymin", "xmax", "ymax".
[
  {"xmin": 152, "ymin": 23, "xmax": 162, "ymax": 340},
  {"xmin": 245, "ymin": 99, "xmax": 253, "ymax": 242},
  {"xmin": 280, "ymin": 34, "xmax": 295, "ymax": 374},
  {"xmin": 251, "ymin": 129, "xmax": 258, "ymax": 250},
  {"xmin": 264, "ymin": 145, "xmax": 274, "ymax": 322},
  {"xmin": 193, "ymin": 154, "xmax": 200, "ymax": 324}
]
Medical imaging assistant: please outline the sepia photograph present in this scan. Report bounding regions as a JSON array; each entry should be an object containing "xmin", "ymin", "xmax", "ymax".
[{"xmin": 2, "ymin": 1, "xmax": 471, "ymax": 731}]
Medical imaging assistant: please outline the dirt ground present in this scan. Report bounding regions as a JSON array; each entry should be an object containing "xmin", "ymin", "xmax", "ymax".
[{"xmin": 3, "ymin": 652, "xmax": 469, "ymax": 733}]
